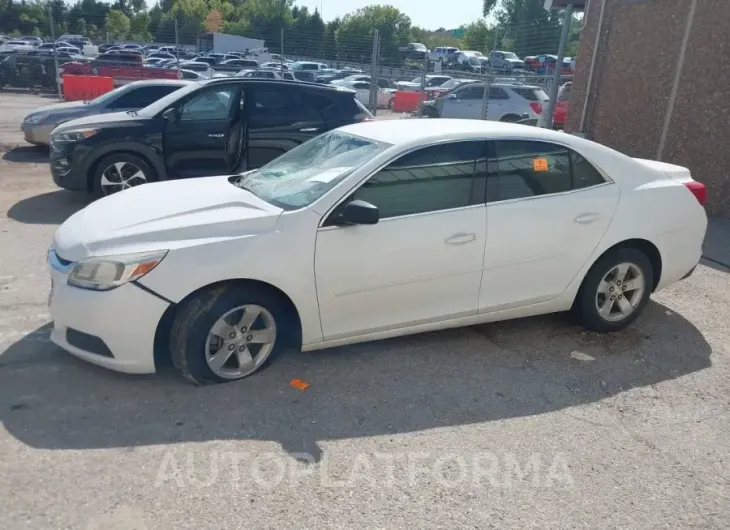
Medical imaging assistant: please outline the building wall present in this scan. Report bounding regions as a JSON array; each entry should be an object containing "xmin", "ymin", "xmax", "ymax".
[{"xmin": 567, "ymin": 0, "xmax": 730, "ymax": 216}]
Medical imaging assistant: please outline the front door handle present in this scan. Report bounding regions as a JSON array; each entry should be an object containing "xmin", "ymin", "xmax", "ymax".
[
  {"xmin": 445, "ymin": 233, "xmax": 476, "ymax": 245},
  {"xmin": 573, "ymin": 213, "xmax": 600, "ymax": 225},
  {"xmin": 208, "ymin": 133, "xmax": 224, "ymax": 138},
  {"xmin": 300, "ymin": 127, "xmax": 319, "ymax": 132}
]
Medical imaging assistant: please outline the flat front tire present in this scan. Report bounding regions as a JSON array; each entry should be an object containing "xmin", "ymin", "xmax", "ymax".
[
  {"xmin": 574, "ymin": 247, "xmax": 654, "ymax": 333},
  {"xmin": 170, "ymin": 285, "xmax": 290, "ymax": 385}
]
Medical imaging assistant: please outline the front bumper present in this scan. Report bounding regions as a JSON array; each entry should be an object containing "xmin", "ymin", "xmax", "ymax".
[
  {"xmin": 49, "ymin": 143, "xmax": 88, "ymax": 191},
  {"xmin": 22, "ymin": 123, "xmax": 55, "ymax": 145},
  {"xmin": 48, "ymin": 261, "xmax": 169, "ymax": 374}
]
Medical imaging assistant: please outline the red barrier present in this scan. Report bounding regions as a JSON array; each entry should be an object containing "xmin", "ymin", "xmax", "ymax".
[
  {"xmin": 62, "ymin": 74, "xmax": 114, "ymax": 102},
  {"xmin": 391, "ymin": 90, "xmax": 426, "ymax": 113}
]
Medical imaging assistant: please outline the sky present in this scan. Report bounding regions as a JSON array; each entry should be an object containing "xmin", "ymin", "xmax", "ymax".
[{"xmin": 294, "ymin": 0, "xmax": 488, "ymax": 31}]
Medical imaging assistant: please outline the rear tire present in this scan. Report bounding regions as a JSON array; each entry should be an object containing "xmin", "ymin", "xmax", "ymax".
[
  {"xmin": 170, "ymin": 284, "xmax": 291, "ymax": 385},
  {"xmin": 574, "ymin": 247, "xmax": 653, "ymax": 333}
]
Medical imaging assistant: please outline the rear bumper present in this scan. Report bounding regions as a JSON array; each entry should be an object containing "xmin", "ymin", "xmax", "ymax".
[{"xmin": 654, "ymin": 223, "xmax": 707, "ymax": 291}]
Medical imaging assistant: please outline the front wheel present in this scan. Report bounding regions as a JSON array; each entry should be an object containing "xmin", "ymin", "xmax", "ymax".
[
  {"xmin": 170, "ymin": 285, "xmax": 290, "ymax": 385},
  {"xmin": 92, "ymin": 153, "xmax": 153, "ymax": 197},
  {"xmin": 574, "ymin": 247, "xmax": 653, "ymax": 332}
]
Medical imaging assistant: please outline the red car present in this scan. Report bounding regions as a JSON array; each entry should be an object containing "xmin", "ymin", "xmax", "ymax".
[
  {"xmin": 61, "ymin": 51, "xmax": 179, "ymax": 86},
  {"xmin": 523, "ymin": 56, "xmax": 540, "ymax": 71}
]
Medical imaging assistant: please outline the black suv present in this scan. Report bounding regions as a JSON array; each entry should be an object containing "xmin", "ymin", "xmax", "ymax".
[{"xmin": 50, "ymin": 78, "xmax": 374, "ymax": 196}]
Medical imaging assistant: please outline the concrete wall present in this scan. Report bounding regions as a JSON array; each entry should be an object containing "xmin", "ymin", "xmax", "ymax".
[{"xmin": 567, "ymin": 0, "xmax": 730, "ymax": 217}]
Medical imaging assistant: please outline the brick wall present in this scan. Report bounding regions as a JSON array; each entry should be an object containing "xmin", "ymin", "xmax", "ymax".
[{"xmin": 567, "ymin": 0, "xmax": 730, "ymax": 217}]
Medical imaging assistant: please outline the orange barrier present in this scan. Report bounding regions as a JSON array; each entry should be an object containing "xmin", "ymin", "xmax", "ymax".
[
  {"xmin": 62, "ymin": 75, "xmax": 114, "ymax": 102},
  {"xmin": 391, "ymin": 90, "xmax": 426, "ymax": 113}
]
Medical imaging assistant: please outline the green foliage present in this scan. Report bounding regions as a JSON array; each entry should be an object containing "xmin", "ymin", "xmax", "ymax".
[
  {"xmin": 105, "ymin": 9, "xmax": 131, "ymax": 40},
  {"xmin": 460, "ymin": 19, "xmax": 496, "ymax": 53},
  {"xmin": 336, "ymin": 5, "xmax": 412, "ymax": 64},
  {"xmin": 0, "ymin": 0, "xmax": 580, "ymax": 61}
]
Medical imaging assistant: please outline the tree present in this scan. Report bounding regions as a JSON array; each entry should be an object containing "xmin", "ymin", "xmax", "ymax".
[
  {"xmin": 460, "ymin": 19, "xmax": 495, "ymax": 53},
  {"xmin": 130, "ymin": 12, "xmax": 152, "ymax": 41},
  {"xmin": 204, "ymin": 9, "xmax": 224, "ymax": 32},
  {"xmin": 105, "ymin": 9, "xmax": 131, "ymax": 40},
  {"xmin": 484, "ymin": 0, "xmax": 564, "ymax": 56},
  {"xmin": 75, "ymin": 17, "xmax": 88, "ymax": 36},
  {"xmin": 336, "ymin": 5, "xmax": 411, "ymax": 65},
  {"xmin": 322, "ymin": 17, "xmax": 340, "ymax": 60},
  {"xmin": 304, "ymin": 9, "xmax": 325, "ymax": 57}
]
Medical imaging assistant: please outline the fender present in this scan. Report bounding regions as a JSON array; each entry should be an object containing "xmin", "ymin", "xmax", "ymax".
[{"xmin": 82, "ymin": 140, "xmax": 169, "ymax": 190}]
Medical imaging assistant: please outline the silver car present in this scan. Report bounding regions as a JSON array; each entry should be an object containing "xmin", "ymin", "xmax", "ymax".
[{"xmin": 21, "ymin": 79, "xmax": 191, "ymax": 145}]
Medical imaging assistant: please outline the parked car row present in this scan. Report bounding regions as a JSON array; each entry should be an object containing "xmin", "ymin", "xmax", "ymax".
[
  {"xmin": 398, "ymin": 42, "xmax": 574, "ymax": 75},
  {"xmin": 0, "ymin": 34, "xmax": 95, "ymax": 56}
]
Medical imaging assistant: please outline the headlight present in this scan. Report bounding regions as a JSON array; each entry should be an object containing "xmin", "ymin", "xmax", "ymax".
[
  {"xmin": 51, "ymin": 128, "xmax": 99, "ymax": 143},
  {"xmin": 67, "ymin": 250, "xmax": 168, "ymax": 291},
  {"xmin": 25, "ymin": 113, "xmax": 48, "ymax": 124}
]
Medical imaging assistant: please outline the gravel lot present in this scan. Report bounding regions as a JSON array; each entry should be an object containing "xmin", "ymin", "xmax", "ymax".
[{"xmin": 1, "ymin": 93, "xmax": 729, "ymax": 529}]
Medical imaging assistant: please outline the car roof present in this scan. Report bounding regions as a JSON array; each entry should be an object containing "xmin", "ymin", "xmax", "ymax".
[
  {"xmin": 125, "ymin": 79, "xmax": 192, "ymax": 87},
  {"xmin": 338, "ymin": 119, "xmax": 572, "ymax": 147},
  {"xmin": 200, "ymin": 77, "xmax": 353, "ymax": 92}
]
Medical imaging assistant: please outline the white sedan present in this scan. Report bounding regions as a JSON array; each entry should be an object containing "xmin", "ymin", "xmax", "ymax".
[{"xmin": 47, "ymin": 120, "xmax": 707, "ymax": 384}]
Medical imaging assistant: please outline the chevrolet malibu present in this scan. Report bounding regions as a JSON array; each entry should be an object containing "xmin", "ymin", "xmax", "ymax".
[{"xmin": 47, "ymin": 119, "xmax": 708, "ymax": 385}]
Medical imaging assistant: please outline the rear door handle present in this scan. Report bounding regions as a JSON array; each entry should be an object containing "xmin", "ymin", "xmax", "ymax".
[
  {"xmin": 573, "ymin": 213, "xmax": 600, "ymax": 225},
  {"xmin": 208, "ymin": 133, "xmax": 224, "ymax": 138},
  {"xmin": 300, "ymin": 127, "xmax": 319, "ymax": 132},
  {"xmin": 445, "ymin": 233, "xmax": 476, "ymax": 245}
]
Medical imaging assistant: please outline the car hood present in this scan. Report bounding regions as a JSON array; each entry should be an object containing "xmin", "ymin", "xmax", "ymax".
[
  {"xmin": 52, "ymin": 176, "xmax": 284, "ymax": 261},
  {"xmin": 29, "ymin": 101, "xmax": 91, "ymax": 123},
  {"xmin": 53, "ymin": 110, "xmax": 140, "ymax": 133}
]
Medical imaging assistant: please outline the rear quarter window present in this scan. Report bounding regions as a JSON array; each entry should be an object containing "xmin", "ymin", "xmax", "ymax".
[{"xmin": 511, "ymin": 87, "xmax": 545, "ymax": 101}]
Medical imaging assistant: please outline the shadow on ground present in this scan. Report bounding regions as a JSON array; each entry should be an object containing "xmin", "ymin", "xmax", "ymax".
[
  {"xmin": 0, "ymin": 301, "xmax": 711, "ymax": 461},
  {"xmin": 2, "ymin": 145, "xmax": 49, "ymax": 164},
  {"xmin": 7, "ymin": 190, "xmax": 91, "ymax": 224}
]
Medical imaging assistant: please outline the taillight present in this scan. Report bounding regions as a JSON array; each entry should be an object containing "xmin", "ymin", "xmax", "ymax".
[
  {"xmin": 529, "ymin": 102, "xmax": 542, "ymax": 114},
  {"xmin": 684, "ymin": 181, "xmax": 706, "ymax": 206}
]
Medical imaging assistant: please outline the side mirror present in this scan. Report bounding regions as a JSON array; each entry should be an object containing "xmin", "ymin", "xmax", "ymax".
[
  {"xmin": 162, "ymin": 107, "xmax": 178, "ymax": 122},
  {"xmin": 447, "ymin": 93, "xmax": 457, "ymax": 100},
  {"xmin": 333, "ymin": 200, "xmax": 379, "ymax": 226}
]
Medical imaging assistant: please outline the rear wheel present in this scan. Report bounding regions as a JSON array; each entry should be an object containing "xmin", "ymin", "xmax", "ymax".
[
  {"xmin": 574, "ymin": 247, "xmax": 653, "ymax": 332},
  {"xmin": 92, "ymin": 153, "xmax": 153, "ymax": 197}
]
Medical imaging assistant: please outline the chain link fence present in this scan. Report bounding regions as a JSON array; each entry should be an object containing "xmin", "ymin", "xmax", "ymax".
[{"xmin": 0, "ymin": 9, "xmax": 574, "ymax": 129}]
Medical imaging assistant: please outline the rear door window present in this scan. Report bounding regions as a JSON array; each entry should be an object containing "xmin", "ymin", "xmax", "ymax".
[
  {"xmin": 248, "ymin": 83, "xmax": 322, "ymax": 128},
  {"xmin": 488, "ymin": 140, "xmax": 606, "ymax": 202}
]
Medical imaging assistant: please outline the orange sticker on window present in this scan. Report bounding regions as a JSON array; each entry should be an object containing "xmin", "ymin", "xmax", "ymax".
[
  {"xmin": 289, "ymin": 379, "xmax": 311, "ymax": 390},
  {"xmin": 533, "ymin": 157, "xmax": 549, "ymax": 172}
]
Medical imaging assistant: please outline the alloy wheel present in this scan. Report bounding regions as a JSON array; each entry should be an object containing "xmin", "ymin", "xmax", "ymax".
[
  {"xmin": 204, "ymin": 304, "xmax": 277, "ymax": 380},
  {"xmin": 595, "ymin": 262, "xmax": 645, "ymax": 322},
  {"xmin": 99, "ymin": 161, "xmax": 147, "ymax": 195}
]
